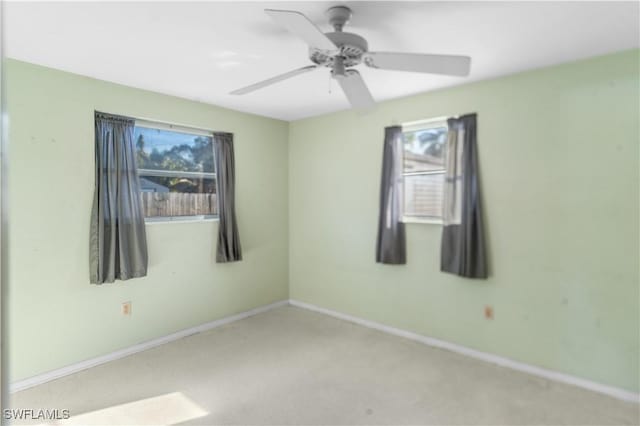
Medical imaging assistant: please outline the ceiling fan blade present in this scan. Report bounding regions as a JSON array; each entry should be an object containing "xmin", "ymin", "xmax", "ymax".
[
  {"xmin": 364, "ymin": 52, "xmax": 471, "ymax": 76},
  {"xmin": 265, "ymin": 9, "xmax": 337, "ymax": 51},
  {"xmin": 230, "ymin": 65, "xmax": 319, "ymax": 95},
  {"xmin": 337, "ymin": 70, "xmax": 376, "ymax": 110}
]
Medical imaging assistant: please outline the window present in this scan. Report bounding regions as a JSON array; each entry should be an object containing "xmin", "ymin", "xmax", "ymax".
[
  {"xmin": 134, "ymin": 120, "xmax": 217, "ymax": 222},
  {"xmin": 401, "ymin": 119, "xmax": 448, "ymax": 223}
]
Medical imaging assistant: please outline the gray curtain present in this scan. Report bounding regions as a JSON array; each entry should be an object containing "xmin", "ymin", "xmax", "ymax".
[
  {"xmin": 376, "ymin": 126, "xmax": 406, "ymax": 264},
  {"xmin": 90, "ymin": 112, "xmax": 148, "ymax": 284},
  {"xmin": 441, "ymin": 113, "xmax": 488, "ymax": 278},
  {"xmin": 214, "ymin": 132, "xmax": 242, "ymax": 263}
]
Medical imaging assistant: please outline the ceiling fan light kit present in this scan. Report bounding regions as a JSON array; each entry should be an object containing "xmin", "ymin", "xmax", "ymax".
[{"xmin": 231, "ymin": 6, "xmax": 472, "ymax": 111}]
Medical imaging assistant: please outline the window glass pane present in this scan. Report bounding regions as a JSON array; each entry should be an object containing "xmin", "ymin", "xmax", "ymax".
[
  {"xmin": 403, "ymin": 125, "xmax": 447, "ymax": 172},
  {"xmin": 140, "ymin": 175, "xmax": 217, "ymax": 218},
  {"xmin": 404, "ymin": 173, "xmax": 444, "ymax": 218},
  {"xmin": 134, "ymin": 126, "xmax": 214, "ymax": 173}
]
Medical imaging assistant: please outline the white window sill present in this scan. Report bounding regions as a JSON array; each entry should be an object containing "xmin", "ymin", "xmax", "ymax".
[
  {"xmin": 145, "ymin": 216, "xmax": 219, "ymax": 225},
  {"xmin": 402, "ymin": 216, "xmax": 443, "ymax": 225}
]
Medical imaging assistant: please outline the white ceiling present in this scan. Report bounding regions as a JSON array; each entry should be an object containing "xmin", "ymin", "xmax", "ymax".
[{"xmin": 5, "ymin": 1, "xmax": 639, "ymax": 121}]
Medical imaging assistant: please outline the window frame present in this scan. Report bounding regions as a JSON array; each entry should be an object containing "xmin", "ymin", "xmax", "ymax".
[
  {"xmin": 400, "ymin": 118, "xmax": 448, "ymax": 225},
  {"xmin": 134, "ymin": 119, "xmax": 219, "ymax": 224}
]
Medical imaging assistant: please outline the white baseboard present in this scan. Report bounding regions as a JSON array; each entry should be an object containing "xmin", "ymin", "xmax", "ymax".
[
  {"xmin": 10, "ymin": 300, "xmax": 289, "ymax": 393},
  {"xmin": 11, "ymin": 298, "xmax": 639, "ymax": 404},
  {"xmin": 289, "ymin": 299, "xmax": 640, "ymax": 404}
]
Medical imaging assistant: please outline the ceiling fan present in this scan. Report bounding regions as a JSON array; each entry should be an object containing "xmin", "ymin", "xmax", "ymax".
[{"xmin": 230, "ymin": 6, "xmax": 472, "ymax": 110}]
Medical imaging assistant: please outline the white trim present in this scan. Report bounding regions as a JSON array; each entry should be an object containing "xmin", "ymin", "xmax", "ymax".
[
  {"xmin": 144, "ymin": 215, "xmax": 218, "ymax": 225},
  {"xmin": 10, "ymin": 300, "xmax": 288, "ymax": 393},
  {"xmin": 402, "ymin": 216, "xmax": 443, "ymax": 225},
  {"xmin": 403, "ymin": 170, "xmax": 445, "ymax": 177},
  {"xmin": 10, "ymin": 299, "xmax": 639, "ymax": 404},
  {"xmin": 289, "ymin": 299, "xmax": 640, "ymax": 404},
  {"xmin": 138, "ymin": 169, "xmax": 216, "ymax": 179}
]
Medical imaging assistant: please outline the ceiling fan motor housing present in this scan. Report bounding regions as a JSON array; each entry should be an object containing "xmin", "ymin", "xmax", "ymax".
[{"xmin": 309, "ymin": 32, "xmax": 369, "ymax": 69}]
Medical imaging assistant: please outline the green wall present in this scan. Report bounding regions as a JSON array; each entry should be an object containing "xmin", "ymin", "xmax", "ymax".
[
  {"xmin": 7, "ymin": 50, "xmax": 639, "ymax": 393},
  {"xmin": 6, "ymin": 60, "xmax": 289, "ymax": 381},
  {"xmin": 289, "ymin": 49, "xmax": 640, "ymax": 392}
]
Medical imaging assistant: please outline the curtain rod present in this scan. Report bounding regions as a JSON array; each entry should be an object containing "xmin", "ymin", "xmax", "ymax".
[
  {"xmin": 134, "ymin": 116, "xmax": 219, "ymax": 136},
  {"xmin": 95, "ymin": 111, "xmax": 227, "ymax": 136},
  {"xmin": 399, "ymin": 113, "xmax": 478, "ymax": 128},
  {"xmin": 400, "ymin": 116, "xmax": 451, "ymax": 127}
]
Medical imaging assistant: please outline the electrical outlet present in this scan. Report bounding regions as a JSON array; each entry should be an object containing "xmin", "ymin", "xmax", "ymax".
[
  {"xmin": 484, "ymin": 305, "xmax": 494, "ymax": 320},
  {"xmin": 122, "ymin": 301, "xmax": 132, "ymax": 316}
]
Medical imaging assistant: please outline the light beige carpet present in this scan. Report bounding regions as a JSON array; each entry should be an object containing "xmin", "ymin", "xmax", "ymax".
[{"xmin": 10, "ymin": 306, "xmax": 640, "ymax": 425}]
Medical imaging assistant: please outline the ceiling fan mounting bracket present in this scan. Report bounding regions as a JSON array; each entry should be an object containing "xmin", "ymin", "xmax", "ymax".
[{"xmin": 326, "ymin": 6, "xmax": 352, "ymax": 31}]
